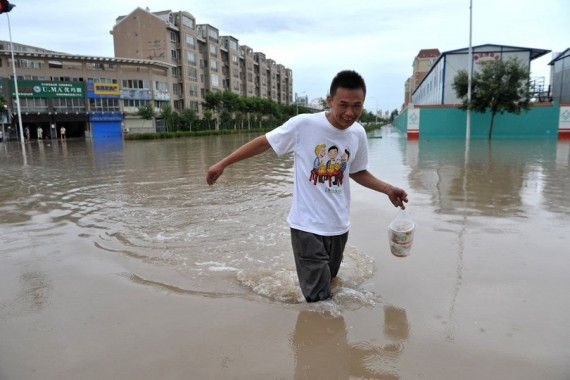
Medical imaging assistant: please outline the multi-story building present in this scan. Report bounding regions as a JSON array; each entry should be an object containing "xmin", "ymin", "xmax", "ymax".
[
  {"xmin": 0, "ymin": 41, "xmax": 173, "ymax": 140},
  {"xmin": 111, "ymin": 7, "xmax": 293, "ymax": 116},
  {"xmin": 403, "ymin": 49, "xmax": 440, "ymax": 109}
]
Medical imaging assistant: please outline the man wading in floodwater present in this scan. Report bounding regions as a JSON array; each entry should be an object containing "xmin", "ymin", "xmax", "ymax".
[{"xmin": 206, "ymin": 70, "xmax": 408, "ymax": 302}]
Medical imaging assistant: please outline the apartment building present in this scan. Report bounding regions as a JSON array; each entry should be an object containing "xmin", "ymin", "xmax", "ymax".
[
  {"xmin": 403, "ymin": 49, "xmax": 440, "ymax": 109},
  {"xmin": 0, "ymin": 41, "xmax": 173, "ymax": 140},
  {"xmin": 111, "ymin": 7, "xmax": 293, "ymax": 116}
]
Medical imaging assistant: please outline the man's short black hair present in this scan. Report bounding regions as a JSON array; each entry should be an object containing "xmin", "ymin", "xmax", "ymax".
[{"xmin": 329, "ymin": 70, "xmax": 366, "ymax": 98}]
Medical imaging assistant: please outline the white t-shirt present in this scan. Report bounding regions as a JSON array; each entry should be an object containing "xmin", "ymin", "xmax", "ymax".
[{"xmin": 266, "ymin": 111, "xmax": 369, "ymax": 236}]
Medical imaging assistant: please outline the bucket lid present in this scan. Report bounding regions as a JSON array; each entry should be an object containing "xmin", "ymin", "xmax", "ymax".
[{"xmin": 388, "ymin": 220, "xmax": 415, "ymax": 232}]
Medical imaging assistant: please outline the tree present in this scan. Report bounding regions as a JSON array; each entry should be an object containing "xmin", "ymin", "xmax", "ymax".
[
  {"xmin": 452, "ymin": 57, "xmax": 530, "ymax": 139},
  {"xmin": 203, "ymin": 109, "xmax": 213, "ymax": 130},
  {"xmin": 390, "ymin": 109, "xmax": 399, "ymax": 122},
  {"xmin": 179, "ymin": 108, "xmax": 197, "ymax": 131},
  {"xmin": 203, "ymin": 91, "xmax": 223, "ymax": 113},
  {"xmin": 160, "ymin": 104, "xmax": 179, "ymax": 132},
  {"xmin": 137, "ymin": 104, "xmax": 155, "ymax": 129},
  {"xmin": 359, "ymin": 110, "xmax": 375, "ymax": 123},
  {"xmin": 221, "ymin": 90, "xmax": 240, "ymax": 114}
]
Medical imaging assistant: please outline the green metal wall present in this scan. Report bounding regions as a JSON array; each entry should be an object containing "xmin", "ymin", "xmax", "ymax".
[
  {"xmin": 395, "ymin": 103, "xmax": 561, "ymax": 139},
  {"xmin": 393, "ymin": 108, "xmax": 408, "ymax": 133}
]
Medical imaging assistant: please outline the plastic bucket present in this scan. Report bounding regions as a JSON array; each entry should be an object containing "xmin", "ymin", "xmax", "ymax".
[{"xmin": 388, "ymin": 219, "xmax": 415, "ymax": 257}]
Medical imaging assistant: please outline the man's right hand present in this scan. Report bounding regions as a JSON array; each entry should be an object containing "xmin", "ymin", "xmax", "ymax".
[{"xmin": 206, "ymin": 162, "xmax": 225, "ymax": 186}]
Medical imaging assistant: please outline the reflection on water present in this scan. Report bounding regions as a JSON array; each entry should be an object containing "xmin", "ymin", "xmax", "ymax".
[
  {"xmin": 290, "ymin": 305, "xmax": 409, "ymax": 379},
  {"xmin": 3, "ymin": 129, "xmax": 569, "ymax": 378},
  {"xmin": 405, "ymin": 138, "xmax": 570, "ymax": 217},
  {"xmin": 1, "ymin": 133, "xmax": 569, "ymax": 311},
  {"xmin": 0, "ymin": 136, "xmax": 377, "ymax": 310}
]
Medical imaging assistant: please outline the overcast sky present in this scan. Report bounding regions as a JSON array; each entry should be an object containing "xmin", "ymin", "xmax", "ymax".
[{"xmin": 1, "ymin": 0, "xmax": 568, "ymax": 113}]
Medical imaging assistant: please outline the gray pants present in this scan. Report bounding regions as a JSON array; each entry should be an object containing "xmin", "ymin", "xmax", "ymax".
[{"xmin": 290, "ymin": 228, "xmax": 349, "ymax": 303}]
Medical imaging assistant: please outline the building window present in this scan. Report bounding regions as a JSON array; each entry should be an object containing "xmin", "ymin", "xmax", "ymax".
[
  {"xmin": 171, "ymin": 49, "xmax": 180, "ymax": 63},
  {"xmin": 17, "ymin": 75, "xmax": 46, "ymax": 81},
  {"xmin": 170, "ymin": 31, "xmax": 179, "ymax": 43},
  {"xmin": 89, "ymin": 77, "xmax": 117, "ymax": 84},
  {"xmin": 185, "ymin": 34, "xmax": 195, "ymax": 49},
  {"xmin": 188, "ymin": 67, "xmax": 197, "ymax": 81},
  {"xmin": 52, "ymin": 76, "xmax": 82, "ymax": 82},
  {"xmin": 232, "ymin": 55, "xmax": 238, "ymax": 65},
  {"xmin": 86, "ymin": 62, "xmax": 105, "ymax": 70},
  {"xmin": 229, "ymin": 40, "xmax": 238, "ymax": 50},
  {"xmin": 15, "ymin": 59, "xmax": 41, "ymax": 69},
  {"xmin": 172, "ymin": 83, "xmax": 182, "ymax": 96},
  {"xmin": 210, "ymin": 60, "xmax": 218, "ymax": 72},
  {"xmin": 209, "ymin": 45, "xmax": 217, "ymax": 58},
  {"xmin": 155, "ymin": 100, "xmax": 169, "ymax": 109},
  {"xmin": 122, "ymin": 79, "xmax": 149, "ymax": 89},
  {"xmin": 208, "ymin": 29, "xmax": 218, "ymax": 42},
  {"xmin": 19, "ymin": 98, "xmax": 48, "ymax": 112},
  {"xmin": 189, "ymin": 83, "xmax": 198, "ymax": 97},
  {"xmin": 89, "ymin": 98, "xmax": 119, "ymax": 112},
  {"xmin": 187, "ymin": 51, "xmax": 196, "ymax": 65},
  {"xmin": 182, "ymin": 15, "xmax": 194, "ymax": 29},
  {"xmin": 154, "ymin": 81, "xmax": 169, "ymax": 92},
  {"xmin": 211, "ymin": 74, "xmax": 219, "ymax": 88},
  {"xmin": 123, "ymin": 99, "xmax": 151, "ymax": 108},
  {"xmin": 53, "ymin": 97, "xmax": 86, "ymax": 112}
]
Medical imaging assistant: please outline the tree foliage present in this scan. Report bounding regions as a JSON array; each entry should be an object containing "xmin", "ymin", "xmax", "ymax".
[
  {"xmin": 452, "ymin": 57, "xmax": 530, "ymax": 139},
  {"xmin": 137, "ymin": 104, "xmax": 154, "ymax": 120},
  {"xmin": 179, "ymin": 108, "xmax": 197, "ymax": 131},
  {"xmin": 359, "ymin": 110, "xmax": 376, "ymax": 123},
  {"xmin": 136, "ymin": 104, "xmax": 155, "ymax": 129},
  {"xmin": 160, "ymin": 104, "xmax": 180, "ymax": 132},
  {"xmin": 390, "ymin": 109, "xmax": 399, "ymax": 121}
]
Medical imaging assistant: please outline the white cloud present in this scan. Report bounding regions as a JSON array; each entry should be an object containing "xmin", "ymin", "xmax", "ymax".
[{"xmin": 1, "ymin": 0, "xmax": 567, "ymax": 112}]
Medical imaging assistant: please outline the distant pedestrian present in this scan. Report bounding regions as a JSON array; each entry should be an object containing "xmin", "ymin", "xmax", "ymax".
[
  {"xmin": 60, "ymin": 126, "xmax": 66, "ymax": 140},
  {"xmin": 25, "ymin": 127, "xmax": 30, "ymax": 141},
  {"xmin": 37, "ymin": 126, "xmax": 43, "ymax": 140}
]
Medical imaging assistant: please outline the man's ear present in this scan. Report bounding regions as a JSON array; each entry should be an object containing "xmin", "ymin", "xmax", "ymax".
[{"xmin": 326, "ymin": 95, "xmax": 332, "ymax": 108}]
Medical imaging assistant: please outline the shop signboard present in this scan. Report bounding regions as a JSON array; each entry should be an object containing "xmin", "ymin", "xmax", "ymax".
[
  {"xmin": 86, "ymin": 81, "xmax": 120, "ymax": 98},
  {"xmin": 10, "ymin": 81, "xmax": 84, "ymax": 98}
]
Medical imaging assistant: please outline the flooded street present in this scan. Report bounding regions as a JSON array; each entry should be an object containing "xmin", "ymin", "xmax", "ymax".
[{"xmin": 1, "ymin": 127, "xmax": 569, "ymax": 379}]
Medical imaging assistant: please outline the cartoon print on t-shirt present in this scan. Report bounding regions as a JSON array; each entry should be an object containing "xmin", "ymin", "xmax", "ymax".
[
  {"xmin": 309, "ymin": 143, "xmax": 350, "ymax": 188},
  {"xmin": 311, "ymin": 144, "xmax": 326, "ymax": 184},
  {"xmin": 335, "ymin": 149, "xmax": 350, "ymax": 186}
]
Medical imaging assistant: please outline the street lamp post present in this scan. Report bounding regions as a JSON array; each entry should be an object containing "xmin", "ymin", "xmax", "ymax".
[
  {"xmin": 5, "ymin": 10, "xmax": 24, "ymax": 144},
  {"xmin": 466, "ymin": 0, "xmax": 473, "ymax": 143}
]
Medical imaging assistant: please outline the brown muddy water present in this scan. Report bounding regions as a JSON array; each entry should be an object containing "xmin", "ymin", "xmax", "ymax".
[{"xmin": 1, "ymin": 127, "xmax": 569, "ymax": 379}]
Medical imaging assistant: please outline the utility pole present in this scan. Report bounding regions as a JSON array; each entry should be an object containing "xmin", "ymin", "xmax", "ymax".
[
  {"xmin": 466, "ymin": 0, "xmax": 473, "ymax": 143},
  {"xmin": 1, "ymin": 1, "xmax": 24, "ymax": 143}
]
